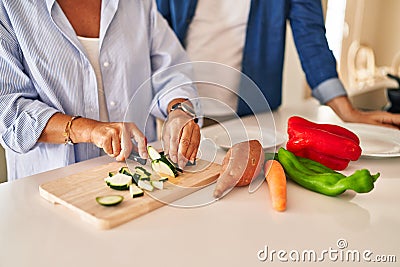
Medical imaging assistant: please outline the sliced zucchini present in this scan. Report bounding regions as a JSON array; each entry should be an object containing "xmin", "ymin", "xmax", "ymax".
[
  {"xmin": 108, "ymin": 171, "xmax": 117, "ymax": 177},
  {"xmin": 119, "ymin": 166, "xmax": 134, "ymax": 177},
  {"xmin": 151, "ymin": 160, "xmax": 176, "ymax": 178},
  {"xmin": 161, "ymin": 157, "xmax": 179, "ymax": 176},
  {"xmin": 147, "ymin": 146, "xmax": 162, "ymax": 161},
  {"xmin": 138, "ymin": 179, "xmax": 154, "ymax": 192},
  {"xmin": 96, "ymin": 195, "xmax": 124, "ymax": 206},
  {"xmin": 164, "ymin": 156, "xmax": 183, "ymax": 173},
  {"xmin": 151, "ymin": 180, "xmax": 164, "ymax": 190},
  {"xmin": 158, "ymin": 177, "xmax": 169, "ymax": 182},
  {"xmin": 133, "ymin": 172, "xmax": 150, "ymax": 183},
  {"xmin": 137, "ymin": 175, "xmax": 150, "ymax": 181},
  {"xmin": 105, "ymin": 173, "xmax": 133, "ymax": 190},
  {"xmin": 134, "ymin": 166, "xmax": 152, "ymax": 177},
  {"xmin": 132, "ymin": 166, "xmax": 151, "ymax": 185},
  {"xmin": 129, "ymin": 184, "xmax": 144, "ymax": 198}
]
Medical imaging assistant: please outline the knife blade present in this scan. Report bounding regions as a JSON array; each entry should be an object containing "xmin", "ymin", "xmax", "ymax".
[{"xmin": 127, "ymin": 150, "xmax": 147, "ymax": 165}]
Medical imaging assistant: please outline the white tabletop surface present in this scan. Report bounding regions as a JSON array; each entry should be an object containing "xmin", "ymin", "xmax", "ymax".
[{"xmin": 1, "ymin": 99, "xmax": 399, "ymax": 267}]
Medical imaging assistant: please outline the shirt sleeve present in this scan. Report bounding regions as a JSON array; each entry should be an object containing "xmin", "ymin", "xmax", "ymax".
[
  {"xmin": 288, "ymin": 0, "xmax": 347, "ymax": 104},
  {"xmin": 0, "ymin": 24, "xmax": 59, "ymax": 154},
  {"xmin": 147, "ymin": 0, "xmax": 201, "ymax": 119},
  {"xmin": 311, "ymin": 77, "xmax": 347, "ymax": 104}
]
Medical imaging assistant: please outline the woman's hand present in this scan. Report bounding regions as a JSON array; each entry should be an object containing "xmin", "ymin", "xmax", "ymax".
[
  {"xmin": 89, "ymin": 122, "xmax": 148, "ymax": 161},
  {"xmin": 38, "ymin": 113, "xmax": 148, "ymax": 161},
  {"xmin": 162, "ymin": 109, "xmax": 200, "ymax": 169}
]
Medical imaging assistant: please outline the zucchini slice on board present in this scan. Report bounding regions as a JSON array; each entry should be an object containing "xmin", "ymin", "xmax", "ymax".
[
  {"xmin": 151, "ymin": 180, "xmax": 164, "ymax": 190},
  {"xmin": 105, "ymin": 173, "xmax": 133, "ymax": 190},
  {"xmin": 147, "ymin": 146, "xmax": 179, "ymax": 178},
  {"xmin": 158, "ymin": 177, "xmax": 169, "ymax": 182},
  {"xmin": 108, "ymin": 171, "xmax": 117, "ymax": 177},
  {"xmin": 96, "ymin": 195, "xmax": 124, "ymax": 206},
  {"xmin": 134, "ymin": 166, "xmax": 152, "ymax": 177},
  {"xmin": 138, "ymin": 179, "xmax": 154, "ymax": 192},
  {"xmin": 147, "ymin": 146, "xmax": 162, "ymax": 161},
  {"xmin": 151, "ymin": 160, "xmax": 176, "ymax": 178},
  {"xmin": 132, "ymin": 166, "xmax": 151, "ymax": 185},
  {"xmin": 119, "ymin": 166, "xmax": 134, "ymax": 177},
  {"xmin": 129, "ymin": 184, "xmax": 144, "ymax": 198}
]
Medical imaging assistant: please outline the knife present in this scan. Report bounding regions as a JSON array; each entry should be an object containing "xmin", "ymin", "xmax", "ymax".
[
  {"xmin": 128, "ymin": 150, "xmax": 196, "ymax": 169},
  {"xmin": 127, "ymin": 150, "xmax": 147, "ymax": 165}
]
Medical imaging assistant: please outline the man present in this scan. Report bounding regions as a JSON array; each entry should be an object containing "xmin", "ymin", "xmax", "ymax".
[{"xmin": 156, "ymin": 0, "xmax": 400, "ymax": 128}]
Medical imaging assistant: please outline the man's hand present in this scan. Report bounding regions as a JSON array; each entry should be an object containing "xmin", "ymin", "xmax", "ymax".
[{"xmin": 327, "ymin": 96, "xmax": 400, "ymax": 129}]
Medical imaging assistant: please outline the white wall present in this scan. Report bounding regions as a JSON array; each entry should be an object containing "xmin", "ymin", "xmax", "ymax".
[{"xmin": 362, "ymin": 0, "xmax": 400, "ymax": 68}]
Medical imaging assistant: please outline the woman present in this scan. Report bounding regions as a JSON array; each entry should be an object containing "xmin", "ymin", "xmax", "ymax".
[{"xmin": 0, "ymin": 0, "xmax": 200, "ymax": 180}]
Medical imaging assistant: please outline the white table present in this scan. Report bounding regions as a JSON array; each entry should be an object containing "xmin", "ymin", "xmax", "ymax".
[{"xmin": 1, "ymin": 99, "xmax": 399, "ymax": 267}]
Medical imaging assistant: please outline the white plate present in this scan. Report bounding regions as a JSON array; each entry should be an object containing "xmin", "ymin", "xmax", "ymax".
[
  {"xmin": 213, "ymin": 126, "xmax": 286, "ymax": 150},
  {"xmin": 340, "ymin": 123, "xmax": 400, "ymax": 158}
]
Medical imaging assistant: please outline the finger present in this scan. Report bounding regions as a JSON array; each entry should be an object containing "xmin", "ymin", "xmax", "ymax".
[
  {"xmin": 186, "ymin": 124, "xmax": 200, "ymax": 163},
  {"xmin": 116, "ymin": 125, "xmax": 133, "ymax": 161},
  {"xmin": 169, "ymin": 130, "xmax": 180, "ymax": 164},
  {"xmin": 379, "ymin": 114, "xmax": 400, "ymax": 129},
  {"xmin": 177, "ymin": 152, "xmax": 188, "ymax": 170},
  {"xmin": 111, "ymin": 129, "xmax": 121, "ymax": 157},
  {"xmin": 178, "ymin": 123, "xmax": 193, "ymax": 162},
  {"xmin": 162, "ymin": 133, "xmax": 170, "ymax": 156},
  {"xmin": 129, "ymin": 123, "xmax": 148, "ymax": 159},
  {"xmin": 102, "ymin": 136, "xmax": 113, "ymax": 156}
]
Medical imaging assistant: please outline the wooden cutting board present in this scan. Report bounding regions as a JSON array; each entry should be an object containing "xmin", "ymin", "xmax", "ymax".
[{"xmin": 39, "ymin": 159, "xmax": 221, "ymax": 230}]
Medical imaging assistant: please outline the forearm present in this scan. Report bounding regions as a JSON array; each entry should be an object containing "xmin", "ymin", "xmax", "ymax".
[
  {"xmin": 38, "ymin": 113, "xmax": 149, "ymax": 159},
  {"xmin": 326, "ymin": 95, "xmax": 358, "ymax": 122},
  {"xmin": 38, "ymin": 113, "xmax": 96, "ymax": 144}
]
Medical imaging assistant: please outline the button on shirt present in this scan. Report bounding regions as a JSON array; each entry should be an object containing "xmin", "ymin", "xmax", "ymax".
[{"xmin": 0, "ymin": 0, "xmax": 198, "ymax": 180}]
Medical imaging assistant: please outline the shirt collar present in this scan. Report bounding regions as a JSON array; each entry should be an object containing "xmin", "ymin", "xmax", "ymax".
[
  {"xmin": 45, "ymin": 0, "xmax": 56, "ymax": 14},
  {"xmin": 99, "ymin": 0, "xmax": 119, "ymax": 44}
]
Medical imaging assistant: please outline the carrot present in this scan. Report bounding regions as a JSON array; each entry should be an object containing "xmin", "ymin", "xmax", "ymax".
[
  {"xmin": 213, "ymin": 140, "xmax": 264, "ymax": 198},
  {"xmin": 264, "ymin": 160, "xmax": 287, "ymax": 211}
]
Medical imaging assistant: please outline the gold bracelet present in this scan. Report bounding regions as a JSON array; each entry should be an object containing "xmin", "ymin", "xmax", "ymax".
[{"xmin": 63, "ymin": 116, "xmax": 81, "ymax": 145}]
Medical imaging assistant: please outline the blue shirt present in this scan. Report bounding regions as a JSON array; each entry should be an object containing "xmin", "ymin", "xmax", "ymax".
[
  {"xmin": 156, "ymin": 0, "xmax": 347, "ymax": 115},
  {"xmin": 0, "ymin": 0, "xmax": 198, "ymax": 180}
]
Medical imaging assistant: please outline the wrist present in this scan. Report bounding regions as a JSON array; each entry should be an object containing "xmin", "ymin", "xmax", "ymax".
[
  {"xmin": 63, "ymin": 116, "xmax": 81, "ymax": 145},
  {"xmin": 169, "ymin": 100, "xmax": 198, "ymax": 123},
  {"xmin": 167, "ymin": 98, "xmax": 188, "ymax": 114},
  {"xmin": 69, "ymin": 117, "xmax": 98, "ymax": 144},
  {"xmin": 326, "ymin": 96, "xmax": 359, "ymax": 122}
]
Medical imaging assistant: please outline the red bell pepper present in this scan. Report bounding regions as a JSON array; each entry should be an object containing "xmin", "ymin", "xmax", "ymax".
[{"xmin": 286, "ymin": 116, "xmax": 362, "ymax": 170}]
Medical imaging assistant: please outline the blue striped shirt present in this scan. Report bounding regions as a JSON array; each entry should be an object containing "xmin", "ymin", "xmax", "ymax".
[{"xmin": 0, "ymin": 0, "xmax": 198, "ymax": 180}]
